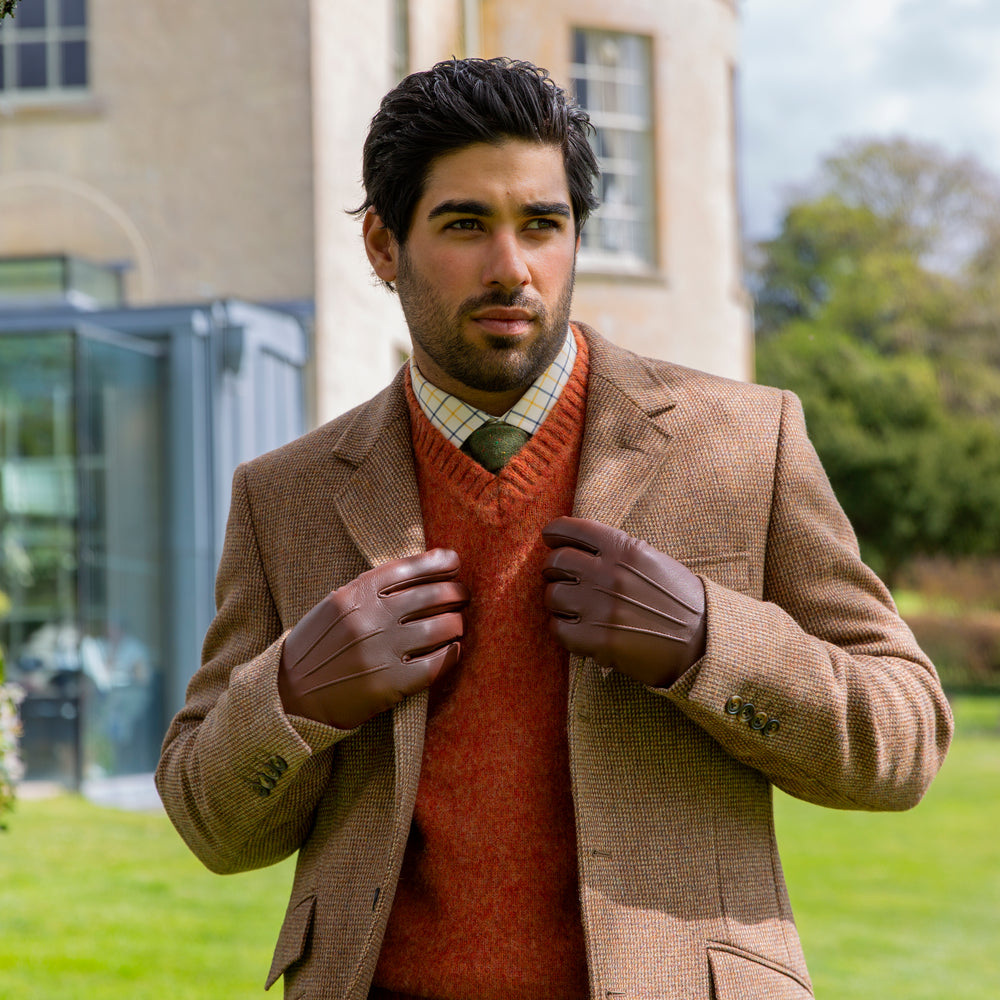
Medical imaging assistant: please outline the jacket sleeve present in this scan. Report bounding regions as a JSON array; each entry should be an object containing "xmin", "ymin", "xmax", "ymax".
[
  {"xmin": 155, "ymin": 463, "xmax": 352, "ymax": 874},
  {"xmin": 666, "ymin": 390, "xmax": 953, "ymax": 811}
]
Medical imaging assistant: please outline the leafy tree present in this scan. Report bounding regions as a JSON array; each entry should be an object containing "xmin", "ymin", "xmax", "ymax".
[{"xmin": 752, "ymin": 138, "xmax": 1000, "ymax": 585}]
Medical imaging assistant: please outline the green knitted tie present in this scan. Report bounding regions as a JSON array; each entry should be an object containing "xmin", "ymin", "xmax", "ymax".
[{"xmin": 461, "ymin": 421, "xmax": 531, "ymax": 473}]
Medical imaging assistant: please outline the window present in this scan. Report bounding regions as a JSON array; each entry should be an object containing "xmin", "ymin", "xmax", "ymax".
[
  {"xmin": 570, "ymin": 28, "xmax": 656, "ymax": 270},
  {"xmin": 0, "ymin": 0, "xmax": 87, "ymax": 97}
]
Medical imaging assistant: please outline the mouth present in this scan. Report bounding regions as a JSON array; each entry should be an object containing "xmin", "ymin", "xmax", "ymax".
[{"xmin": 469, "ymin": 308, "xmax": 536, "ymax": 337}]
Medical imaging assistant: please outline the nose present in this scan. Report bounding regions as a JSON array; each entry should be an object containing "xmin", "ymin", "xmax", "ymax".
[{"xmin": 482, "ymin": 231, "xmax": 530, "ymax": 291}]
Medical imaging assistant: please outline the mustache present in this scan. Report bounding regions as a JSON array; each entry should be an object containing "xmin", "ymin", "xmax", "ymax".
[{"xmin": 458, "ymin": 289, "xmax": 544, "ymax": 314}]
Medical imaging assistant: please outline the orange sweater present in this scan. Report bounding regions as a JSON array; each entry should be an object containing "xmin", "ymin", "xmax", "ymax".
[{"xmin": 372, "ymin": 331, "xmax": 591, "ymax": 1000}]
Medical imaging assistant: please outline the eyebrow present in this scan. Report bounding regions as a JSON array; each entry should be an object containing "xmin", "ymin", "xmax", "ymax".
[{"xmin": 426, "ymin": 199, "xmax": 573, "ymax": 221}]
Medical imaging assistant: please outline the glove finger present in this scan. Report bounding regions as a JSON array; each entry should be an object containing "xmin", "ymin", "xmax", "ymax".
[
  {"xmin": 389, "ymin": 580, "xmax": 470, "ymax": 622},
  {"xmin": 400, "ymin": 610, "xmax": 466, "ymax": 658},
  {"xmin": 542, "ymin": 516, "xmax": 625, "ymax": 555},
  {"xmin": 541, "ymin": 545, "xmax": 597, "ymax": 583},
  {"xmin": 372, "ymin": 548, "xmax": 462, "ymax": 596},
  {"xmin": 396, "ymin": 641, "xmax": 462, "ymax": 693},
  {"xmin": 543, "ymin": 581, "xmax": 584, "ymax": 619}
]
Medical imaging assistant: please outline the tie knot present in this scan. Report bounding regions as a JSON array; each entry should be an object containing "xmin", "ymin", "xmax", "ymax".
[{"xmin": 461, "ymin": 421, "xmax": 531, "ymax": 473}]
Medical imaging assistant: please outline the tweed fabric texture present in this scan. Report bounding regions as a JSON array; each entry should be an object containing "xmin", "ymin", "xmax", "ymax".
[
  {"xmin": 156, "ymin": 324, "xmax": 952, "ymax": 1000},
  {"xmin": 373, "ymin": 335, "xmax": 589, "ymax": 997}
]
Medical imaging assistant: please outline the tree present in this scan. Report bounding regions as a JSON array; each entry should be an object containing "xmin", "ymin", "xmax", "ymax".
[{"xmin": 752, "ymin": 138, "xmax": 1000, "ymax": 584}]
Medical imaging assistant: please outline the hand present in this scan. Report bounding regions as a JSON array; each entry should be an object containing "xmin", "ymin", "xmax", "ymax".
[
  {"xmin": 278, "ymin": 549, "xmax": 470, "ymax": 728},
  {"xmin": 541, "ymin": 517, "xmax": 706, "ymax": 688}
]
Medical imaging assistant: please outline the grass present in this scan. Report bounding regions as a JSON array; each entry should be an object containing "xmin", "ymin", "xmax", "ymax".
[
  {"xmin": 776, "ymin": 694, "xmax": 1000, "ymax": 998},
  {"xmin": 0, "ymin": 796, "xmax": 295, "ymax": 998},
  {"xmin": 0, "ymin": 696, "xmax": 997, "ymax": 998}
]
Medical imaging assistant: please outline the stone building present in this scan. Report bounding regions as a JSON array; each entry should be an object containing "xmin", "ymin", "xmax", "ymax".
[{"xmin": 1, "ymin": 0, "xmax": 748, "ymax": 787}]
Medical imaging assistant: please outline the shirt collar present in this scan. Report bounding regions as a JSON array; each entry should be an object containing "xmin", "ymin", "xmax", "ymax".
[{"xmin": 409, "ymin": 327, "xmax": 577, "ymax": 447}]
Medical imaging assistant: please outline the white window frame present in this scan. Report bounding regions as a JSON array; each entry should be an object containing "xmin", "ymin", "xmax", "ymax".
[
  {"xmin": 570, "ymin": 28, "xmax": 657, "ymax": 273},
  {"xmin": 0, "ymin": 0, "xmax": 88, "ymax": 99}
]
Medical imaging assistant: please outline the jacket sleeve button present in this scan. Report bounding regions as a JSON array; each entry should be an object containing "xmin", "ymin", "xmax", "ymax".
[
  {"xmin": 750, "ymin": 711, "xmax": 769, "ymax": 731},
  {"xmin": 763, "ymin": 719, "xmax": 781, "ymax": 736},
  {"xmin": 738, "ymin": 703, "xmax": 756, "ymax": 723},
  {"xmin": 724, "ymin": 695, "xmax": 743, "ymax": 715}
]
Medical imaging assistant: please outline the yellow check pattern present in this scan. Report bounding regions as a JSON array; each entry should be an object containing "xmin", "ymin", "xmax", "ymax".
[{"xmin": 410, "ymin": 328, "xmax": 577, "ymax": 446}]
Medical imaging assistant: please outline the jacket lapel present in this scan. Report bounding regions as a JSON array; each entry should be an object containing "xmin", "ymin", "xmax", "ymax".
[
  {"xmin": 327, "ymin": 369, "xmax": 429, "ymax": 825},
  {"xmin": 573, "ymin": 324, "xmax": 677, "ymax": 529},
  {"xmin": 330, "ymin": 369, "xmax": 427, "ymax": 569}
]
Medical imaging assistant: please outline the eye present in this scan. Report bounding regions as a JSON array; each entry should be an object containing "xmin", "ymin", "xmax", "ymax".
[
  {"xmin": 445, "ymin": 218, "xmax": 483, "ymax": 231},
  {"xmin": 524, "ymin": 217, "xmax": 564, "ymax": 232}
]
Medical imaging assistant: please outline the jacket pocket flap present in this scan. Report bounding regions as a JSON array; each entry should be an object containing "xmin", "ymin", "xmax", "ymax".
[
  {"xmin": 266, "ymin": 894, "xmax": 316, "ymax": 990},
  {"xmin": 708, "ymin": 942, "xmax": 813, "ymax": 999}
]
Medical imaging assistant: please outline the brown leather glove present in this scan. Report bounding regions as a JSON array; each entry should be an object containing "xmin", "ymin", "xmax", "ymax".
[
  {"xmin": 541, "ymin": 516, "xmax": 706, "ymax": 688},
  {"xmin": 278, "ymin": 549, "xmax": 470, "ymax": 729}
]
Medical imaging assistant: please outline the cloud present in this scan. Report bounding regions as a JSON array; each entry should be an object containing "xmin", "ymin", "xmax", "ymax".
[{"xmin": 739, "ymin": 0, "xmax": 1000, "ymax": 238}]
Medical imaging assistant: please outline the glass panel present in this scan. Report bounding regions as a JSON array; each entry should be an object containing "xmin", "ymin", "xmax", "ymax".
[
  {"xmin": 16, "ymin": 40, "xmax": 48, "ymax": 88},
  {"xmin": 0, "ymin": 333, "xmax": 79, "ymax": 785},
  {"xmin": 59, "ymin": 0, "xmax": 86, "ymax": 28},
  {"xmin": 17, "ymin": 0, "xmax": 48, "ymax": 29},
  {"xmin": 60, "ymin": 38, "xmax": 85, "ymax": 86},
  {"xmin": 76, "ymin": 337, "xmax": 166, "ymax": 779},
  {"xmin": 571, "ymin": 26, "xmax": 655, "ymax": 268},
  {"xmin": 66, "ymin": 258, "xmax": 121, "ymax": 307},
  {"xmin": 0, "ymin": 257, "xmax": 66, "ymax": 302}
]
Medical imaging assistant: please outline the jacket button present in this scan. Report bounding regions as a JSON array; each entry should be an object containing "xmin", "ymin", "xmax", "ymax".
[
  {"xmin": 764, "ymin": 719, "xmax": 781, "ymax": 736},
  {"xmin": 750, "ymin": 711, "xmax": 769, "ymax": 731},
  {"xmin": 738, "ymin": 703, "xmax": 756, "ymax": 723},
  {"xmin": 258, "ymin": 773, "xmax": 277, "ymax": 790},
  {"xmin": 268, "ymin": 755, "xmax": 288, "ymax": 773},
  {"xmin": 724, "ymin": 695, "xmax": 743, "ymax": 715},
  {"xmin": 256, "ymin": 785, "xmax": 271, "ymax": 797}
]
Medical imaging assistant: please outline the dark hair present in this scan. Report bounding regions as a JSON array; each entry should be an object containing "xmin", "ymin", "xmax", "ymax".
[{"xmin": 355, "ymin": 56, "xmax": 600, "ymax": 241}]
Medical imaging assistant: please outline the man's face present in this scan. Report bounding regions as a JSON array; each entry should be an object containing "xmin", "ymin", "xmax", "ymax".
[{"xmin": 365, "ymin": 140, "xmax": 579, "ymax": 414}]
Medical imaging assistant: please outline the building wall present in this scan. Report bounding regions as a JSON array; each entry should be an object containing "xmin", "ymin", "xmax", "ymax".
[
  {"xmin": 482, "ymin": 0, "xmax": 750, "ymax": 380},
  {"xmin": 309, "ymin": 0, "xmax": 750, "ymax": 424},
  {"xmin": 0, "ymin": 0, "xmax": 315, "ymax": 306}
]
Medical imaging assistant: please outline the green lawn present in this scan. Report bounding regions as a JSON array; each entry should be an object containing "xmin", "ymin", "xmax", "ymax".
[
  {"xmin": 0, "ymin": 697, "xmax": 996, "ymax": 999},
  {"xmin": 775, "ymin": 694, "xmax": 1000, "ymax": 998},
  {"xmin": 0, "ymin": 795, "xmax": 295, "ymax": 998}
]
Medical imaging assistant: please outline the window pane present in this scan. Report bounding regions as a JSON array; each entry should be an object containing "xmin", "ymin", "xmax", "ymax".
[
  {"xmin": 60, "ymin": 38, "xmax": 85, "ymax": 85},
  {"xmin": 17, "ymin": 41, "xmax": 48, "ymax": 88},
  {"xmin": 17, "ymin": 0, "xmax": 48, "ymax": 29},
  {"xmin": 59, "ymin": 0, "xmax": 86, "ymax": 27}
]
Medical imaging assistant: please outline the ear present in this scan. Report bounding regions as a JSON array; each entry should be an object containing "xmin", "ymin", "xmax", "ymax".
[{"xmin": 363, "ymin": 209, "xmax": 399, "ymax": 283}]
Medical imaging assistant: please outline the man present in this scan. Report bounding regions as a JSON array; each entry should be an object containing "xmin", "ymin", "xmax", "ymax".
[{"xmin": 156, "ymin": 57, "xmax": 953, "ymax": 1000}]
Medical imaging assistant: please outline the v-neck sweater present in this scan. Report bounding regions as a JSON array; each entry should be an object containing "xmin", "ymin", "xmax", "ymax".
[{"xmin": 371, "ymin": 329, "xmax": 591, "ymax": 1000}]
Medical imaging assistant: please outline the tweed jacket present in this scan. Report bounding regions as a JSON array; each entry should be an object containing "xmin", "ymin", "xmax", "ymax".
[{"xmin": 156, "ymin": 324, "xmax": 952, "ymax": 1000}]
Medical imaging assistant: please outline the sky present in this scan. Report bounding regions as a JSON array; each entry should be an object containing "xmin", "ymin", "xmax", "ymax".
[{"xmin": 738, "ymin": 0, "xmax": 1000, "ymax": 240}]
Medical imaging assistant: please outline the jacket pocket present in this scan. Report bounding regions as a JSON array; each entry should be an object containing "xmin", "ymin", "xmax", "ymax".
[
  {"xmin": 265, "ymin": 894, "xmax": 316, "ymax": 991},
  {"xmin": 707, "ymin": 942, "xmax": 813, "ymax": 999}
]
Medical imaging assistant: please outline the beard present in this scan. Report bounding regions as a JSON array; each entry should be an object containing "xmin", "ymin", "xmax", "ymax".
[{"xmin": 395, "ymin": 247, "xmax": 575, "ymax": 394}]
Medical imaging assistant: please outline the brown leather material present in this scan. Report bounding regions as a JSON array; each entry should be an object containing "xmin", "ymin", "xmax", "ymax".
[
  {"xmin": 278, "ymin": 548, "xmax": 469, "ymax": 729},
  {"xmin": 542, "ymin": 515, "xmax": 706, "ymax": 688}
]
